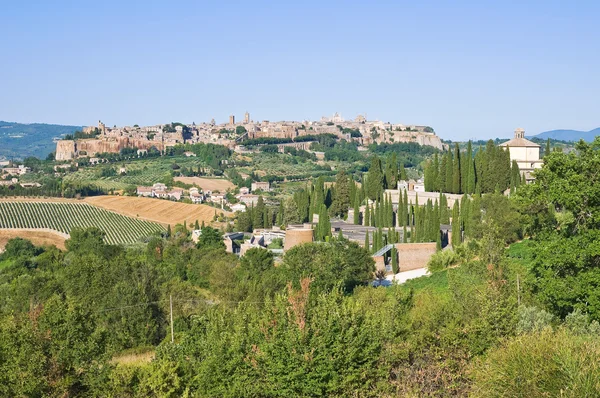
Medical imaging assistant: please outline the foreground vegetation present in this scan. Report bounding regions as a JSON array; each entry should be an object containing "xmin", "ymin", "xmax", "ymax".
[{"xmin": 2, "ymin": 139, "xmax": 600, "ymax": 396}]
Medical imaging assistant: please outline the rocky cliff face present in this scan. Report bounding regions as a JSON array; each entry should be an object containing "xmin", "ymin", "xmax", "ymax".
[
  {"xmin": 55, "ymin": 137, "xmax": 168, "ymax": 160},
  {"xmin": 55, "ymin": 140, "xmax": 76, "ymax": 161}
]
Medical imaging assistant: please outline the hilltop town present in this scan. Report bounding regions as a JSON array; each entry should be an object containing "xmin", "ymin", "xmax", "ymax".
[{"xmin": 55, "ymin": 112, "xmax": 443, "ymax": 160}]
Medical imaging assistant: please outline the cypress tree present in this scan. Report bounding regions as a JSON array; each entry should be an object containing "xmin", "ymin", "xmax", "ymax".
[
  {"xmin": 445, "ymin": 151, "xmax": 454, "ymax": 193},
  {"xmin": 330, "ymin": 169, "xmax": 351, "ymax": 218},
  {"xmin": 254, "ymin": 196, "xmax": 265, "ymax": 228},
  {"xmin": 389, "ymin": 152, "xmax": 399, "ymax": 189},
  {"xmin": 391, "ymin": 246, "xmax": 399, "ymax": 274},
  {"xmin": 433, "ymin": 200, "xmax": 440, "ymax": 242},
  {"xmin": 388, "ymin": 194, "xmax": 394, "ymax": 227},
  {"xmin": 439, "ymin": 152, "xmax": 447, "ymax": 193},
  {"xmin": 432, "ymin": 153, "xmax": 440, "ymax": 192},
  {"xmin": 403, "ymin": 226, "xmax": 408, "ymax": 243},
  {"xmin": 366, "ymin": 156, "xmax": 384, "ymax": 200},
  {"xmin": 452, "ymin": 143, "xmax": 461, "ymax": 194},
  {"xmin": 364, "ymin": 230, "xmax": 370, "ymax": 252},
  {"xmin": 403, "ymin": 190, "xmax": 409, "ymax": 226},
  {"xmin": 316, "ymin": 204, "xmax": 331, "ymax": 241},
  {"xmin": 276, "ymin": 201, "xmax": 284, "ymax": 226},
  {"xmin": 364, "ymin": 202, "xmax": 370, "ymax": 226},
  {"xmin": 467, "ymin": 141, "xmax": 476, "ymax": 194},
  {"xmin": 399, "ymin": 163, "xmax": 407, "ymax": 181},
  {"xmin": 370, "ymin": 204, "xmax": 376, "ymax": 227},
  {"xmin": 451, "ymin": 200, "xmax": 461, "ymax": 247},
  {"xmin": 460, "ymin": 195, "xmax": 470, "ymax": 238},
  {"xmin": 194, "ymin": 220, "xmax": 200, "ymax": 230},
  {"xmin": 424, "ymin": 160, "xmax": 434, "ymax": 192},
  {"xmin": 353, "ymin": 196, "xmax": 360, "ymax": 224},
  {"xmin": 440, "ymin": 194, "xmax": 450, "ymax": 224},
  {"xmin": 545, "ymin": 138, "xmax": 551, "ymax": 157}
]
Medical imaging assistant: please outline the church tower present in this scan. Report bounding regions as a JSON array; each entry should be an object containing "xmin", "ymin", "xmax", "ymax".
[{"xmin": 514, "ymin": 128, "xmax": 525, "ymax": 139}]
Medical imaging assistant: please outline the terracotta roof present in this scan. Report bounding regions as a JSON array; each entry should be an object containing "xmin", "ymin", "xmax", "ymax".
[{"xmin": 499, "ymin": 137, "xmax": 540, "ymax": 148}]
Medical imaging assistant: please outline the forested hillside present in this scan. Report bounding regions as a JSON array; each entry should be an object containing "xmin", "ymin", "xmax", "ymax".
[{"xmin": 0, "ymin": 121, "xmax": 81, "ymax": 159}]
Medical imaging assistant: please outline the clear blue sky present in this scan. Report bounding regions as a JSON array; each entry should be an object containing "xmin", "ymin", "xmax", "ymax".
[{"xmin": 1, "ymin": 0, "xmax": 598, "ymax": 140}]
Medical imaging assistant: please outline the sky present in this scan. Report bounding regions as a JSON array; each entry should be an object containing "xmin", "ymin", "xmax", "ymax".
[{"xmin": 1, "ymin": 0, "xmax": 599, "ymax": 141}]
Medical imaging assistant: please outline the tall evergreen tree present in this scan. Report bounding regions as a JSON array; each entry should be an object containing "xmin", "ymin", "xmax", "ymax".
[
  {"xmin": 466, "ymin": 141, "xmax": 476, "ymax": 194},
  {"xmin": 399, "ymin": 162, "xmax": 408, "ymax": 181},
  {"xmin": 424, "ymin": 160, "xmax": 434, "ymax": 192},
  {"xmin": 364, "ymin": 230, "xmax": 370, "ymax": 252},
  {"xmin": 391, "ymin": 246, "xmax": 399, "ymax": 274},
  {"xmin": 366, "ymin": 156, "xmax": 384, "ymax": 200},
  {"xmin": 254, "ymin": 196, "xmax": 265, "ymax": 228},
  {"xmin": 439, "ymin": 194, "xmax": 450, "ymax": 224},
  {"xmin": 315, "ymin": 204, "xmax": 331, "ymax": 241},
  {"xmin": 388, "ymin": 152, "xmax": 399, "ymax": 189},
  {"xmin": 545, "ymin": 138, "xmax": 551, "ymax": 157},
  {"xmin": 353, "ymin": 196, "xmax": 360, "ymax": 224},
  {"xmin": 364, "ymin": 201, "xmax": 370, "ymax": 226},
  {"xmin": 445, "ymin": 151, "xmax": 454, "ymax": 193},
  {"xmin": 452, "ymin": 143, "xmax": 461, "ymax": 194},
  {"xmin": 432, "ymin": 153, "xmax": 440, "ymax": 192},
  {"xmin": 330, "ymin": 169, "xmax": 351, "ymax": 218},
  {"xmin": 451, "ymin": 200, "xmax": 461, "ymax": 247},
  {"xmin": 439, "ymin": 152, "xmax": 447, "ymax": 193},
  {"xmin": 403, "ymin": 225, "xmax": 408, "ymax": 243}
]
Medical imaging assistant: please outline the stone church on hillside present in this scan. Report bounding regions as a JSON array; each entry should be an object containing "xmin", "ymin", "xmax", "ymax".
[{"xmin": 499, "ymin": 128, "xmax": 544, "ymax": 182}]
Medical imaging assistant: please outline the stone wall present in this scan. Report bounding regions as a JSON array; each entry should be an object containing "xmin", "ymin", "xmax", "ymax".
[
  {"xmin": 283, "ymin": 228, "xmax": 313, "ymax": 251},
  {"xmin": 395, "ymin": 242, "xmax": 437, "ymax": 271}
]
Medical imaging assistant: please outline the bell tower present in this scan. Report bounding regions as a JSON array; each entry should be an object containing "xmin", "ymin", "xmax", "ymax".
[{"xmin": 514, "ymin": 128, "xmax": 525, "ymax": 139}]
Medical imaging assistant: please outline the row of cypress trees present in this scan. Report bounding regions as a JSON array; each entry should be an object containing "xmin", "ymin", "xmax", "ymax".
[{"xmin": 424, "ymin": 140, "xmax": 518, "ymax": 194}]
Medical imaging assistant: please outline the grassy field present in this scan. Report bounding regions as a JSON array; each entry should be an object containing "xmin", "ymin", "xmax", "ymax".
[
  {"xmin": 85, "ymin": 196, "xmax": 230, "ymax": 227},
  {"xmin": 173, "ymin": 176, "xmax": 234, "ymax": 192},
  {"xmin": 0, "ymin": 229, "xmax": 67, "ymax": 250},
  {"xmin": 0, "ymin": 201, "xmax": 164, "ymax": 245}
]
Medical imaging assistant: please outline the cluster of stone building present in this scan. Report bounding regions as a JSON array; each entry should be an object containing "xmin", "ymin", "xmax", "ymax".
[
  {"xmin": 0, "ymin": 164, "xmax": 40, "ymax": 188},
  {"xmin": 135, "ymin": 181, "xmax": 271, "ymax": 213},
  {"xmin": 55, "ymin": 113, "xmax": 443, "ymax": 161}
]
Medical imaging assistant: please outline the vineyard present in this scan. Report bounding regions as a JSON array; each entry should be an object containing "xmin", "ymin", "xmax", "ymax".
[{"xmin": 0, "ymin": 201, "xmax": 164, "ymax": 245}]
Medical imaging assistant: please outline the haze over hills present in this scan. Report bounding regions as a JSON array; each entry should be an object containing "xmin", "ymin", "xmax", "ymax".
[
  {"xmin": 531, "ymin": 127, "xmax": 600, "ymax": 142},
  {"xmin": 0, "ymin": 121, "xmax": 81, "ymax": 159}
]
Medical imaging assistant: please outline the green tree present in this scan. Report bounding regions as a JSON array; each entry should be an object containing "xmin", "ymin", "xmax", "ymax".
[
  {"xmin": 197, "ymin": 226, "xmax": 225, "ymax": 249},
  {"xmin": 330, "ymin": 169, "xmax": 351, "ymax": 218},
  {"xmin": 281, "ymin": 240, "xmax": 375, "ymax": 294},
  {"xmin": 452, "ymin": 143, "xmax": 461, "ymax": 193},
  {"xmin": 353, "ymin": 195, "xmax": 361, "ymax": 224},
  {"xmin": 366, "ymin": 156, "xmax": 383, "ymax": 200}
]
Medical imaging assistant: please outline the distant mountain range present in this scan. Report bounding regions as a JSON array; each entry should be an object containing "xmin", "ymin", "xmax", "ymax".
[
  {"xmin": 0, "ymin": 121, "xmax": 81, "ymax": 159},
  {"xmin": 531, "ymin": 128, "xmax": 600, "ymax": 142}
]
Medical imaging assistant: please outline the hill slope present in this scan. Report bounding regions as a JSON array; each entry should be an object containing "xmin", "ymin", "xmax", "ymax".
[
  {"xmin": 84, "ymin": 196, "xmax": 230, "ymax": 227},
  {"xmin": 0, "ymin": 121, "xmax": 81, "ymax": 159},
  {"xmin": 532, "ymin": 128, "xmax": 600, "ymax": 142}
]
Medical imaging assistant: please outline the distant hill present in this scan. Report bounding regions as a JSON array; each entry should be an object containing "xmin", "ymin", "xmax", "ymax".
[
  {"xmin": 0, "ymin": 121, "xmax": 82, "ymax": 159},
  {"xmin": 531, "ymin": 128, "xmax": 600, "ymax": 142}
]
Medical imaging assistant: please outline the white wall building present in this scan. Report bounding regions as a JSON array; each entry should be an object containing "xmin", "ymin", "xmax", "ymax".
[{"xmin": 499, "ymin": 128, "xmax": 543, "ymax": 182}]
